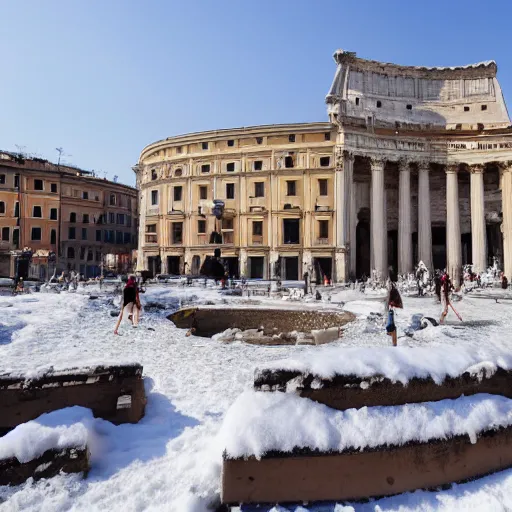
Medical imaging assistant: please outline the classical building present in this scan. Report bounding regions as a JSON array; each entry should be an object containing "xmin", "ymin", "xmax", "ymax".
[
  {"xmin": 0, "ymin": 152, "xmax": 138, "ymax": 279},
  {"xmin": 135, "ymin": 50, "xmax": 512, "ymax": 283}
]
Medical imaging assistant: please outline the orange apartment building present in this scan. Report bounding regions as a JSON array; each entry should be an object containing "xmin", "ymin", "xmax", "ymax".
[{"xmin": 0, "ymin": 151, "xmax": 137, "ymax": 279}]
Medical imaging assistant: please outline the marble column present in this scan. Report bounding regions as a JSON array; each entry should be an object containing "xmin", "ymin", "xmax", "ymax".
[
  {"xmin": 470, "ymin": 165, "xmax": 487, "ymax": 273},
  {"xmin": 446, "ymin": 165, "xmax": 462, "ymax": 287},
  {"xmin": 417, "ymin": 162, "xmax": 433, "ymax": 270},
  {"xmin": 501, "ymin": 166, "xmax": 512, "ymax": 280},
  {"xmin": 398, "ymin": 160, "xmax": 412, "ymax": 274},
  {"xmin": 370, "ymin": 158, "xmax": 387, "ymax": 280},
  {"xmin": 334, "ymin": 149, "xmax": 346, "ymax": 282}
]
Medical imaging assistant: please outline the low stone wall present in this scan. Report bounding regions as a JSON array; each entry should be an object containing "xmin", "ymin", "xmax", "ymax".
[
  {"xmin": 222, "ymin": 426, "xmax": 512, "ymax": 504},
  {"xmin": 253, "ymin": 366, "xmax": 512, "ymax": 410},
  {"xmin": 0, "ymin": 447, "xmax": 89, "ymax": 486},
  {"xmin": 0, "ymin": 364, "xmax": 146, "ymax": 435},
  {"xmin": 169, "ymin": 307, "xmax": 355, "ymax": 337}
]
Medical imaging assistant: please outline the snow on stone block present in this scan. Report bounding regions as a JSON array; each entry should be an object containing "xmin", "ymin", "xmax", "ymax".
[
  {"xmin": 0, "ymin": 364, "xmax": 146, "ymax": 434},
  {"xmin": 0, "ymin": 407, "xmax": 91, "ymax": 486},
  {"xmin": 220, "ymin": 393, "xmax": 512, "ymax": 504}
]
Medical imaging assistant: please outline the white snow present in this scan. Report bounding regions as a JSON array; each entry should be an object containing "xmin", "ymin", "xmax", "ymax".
[
  {"xmin": 219, "ymin": 392, "xmax": 512, "ymax": 459},
  {"xmin": 2, "ymin": 286, "xmax": 512, "ymax": 511},
  {"xmin": 0, "ymin": 407, "xmax": 92, "ymax": 463}
]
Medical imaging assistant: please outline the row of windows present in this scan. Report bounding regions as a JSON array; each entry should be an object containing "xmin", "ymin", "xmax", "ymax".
[
  {"xmin": 66, "ymin": 247, "xmax": 106, "ymax": 262},
  {"xmin": 67, "ymin": 228, "xmax": 132, "ymax": 244},
  {"xmin": 68, "ymin": 212, "xmax": 131, "ymax": 226},
  {"xmin": 29, "ymin": 227, "xmax": 57, "ymax": 244},
  {"xmin": 151, "ymin": 179, "xmax": 329, "ymax": 206}
]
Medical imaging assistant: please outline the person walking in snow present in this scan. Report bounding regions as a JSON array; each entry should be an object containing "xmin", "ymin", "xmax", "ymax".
[
  {"xmin": 114, "ymin": 276, "xmax": 141, "ymax": 335},
  {"xmin": 439, "ymin": 272, "xmax": 462, "ymax": 324}
]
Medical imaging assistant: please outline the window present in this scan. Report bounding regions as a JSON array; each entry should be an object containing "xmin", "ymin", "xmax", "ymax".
[
  {"xmin": 406, "ymin": 104, "xmax": 412, "ymax": 110},
  {"xmin": 481, "ymin": 104, "xmax": 488, "ymax": 111},
  {"xmin": 286, "ymin": 180, "xmax": 296, "ymax": 196},
  {"xmin": 96, "ymin": 251, "xmax": 101, "ymax": 262},
  {"xmin": 199, "ymin": 186, "xmax": 208, "ymax": 200},
  {"xmin": 31, "ymin": 227, "xmax": 42, "ymax": 241},
  {"xmin": 284, "ymin": 156, "xmax": 294, "ymax": 168},
  {"xmin": 124, "ymin": 232, "xmax": 131, "ymax": 244},
  {"xmin": 67, "ymin": 247, "xmax": 75, "ymax": 259},
  {"xmin": 50, "ymin": 208, "xmax": 58, "ymax": 220},
  {"xmin": 14, "ymin": 202, "xmax": 19, "ymax": 217},
  {"xmin": 0, "ymin": 174, "xmax": 5, "ymax": 185},
  {"xmin": 226, "ymin": 183, "xmax": 235, "ymax": 199},
  {"xmin": 256, "ymin": 137, "xmax": 263, "ymax": 145},
  {"xmin": 175, "ymin": 168, "xmax": 183, "ymax": 177},
  {"xmin": 201, "ymin": 164, "xmax": 210, "ymax": 173},
  {"xmin": 80, "ymin": 213, "xmax": 89, "ymax": 224},
  {"xmin": 94, "ymin": 194, "xmax": 100, "ymax": 201},
  {"xmin": 254, "ymin": 182, "xmax": 264, "ymax": 197},
  {"xmin": 0, "ymin": 202, "xmax": 4, "ymax": 214},
  {"xmin": 455, "ymin": 124, "xmax": 462, "ymax": 130},
  {"xmin": 33, "ymin": 206, "xmax": 42, "ymax": 218},
  {"xmin": 355, "ymin": 97, "xmax": 360, "ymax": 106},
  {"xmin": 80, "ymin": 228, "xmax": 87, "ymax": 240},
  {"xmin": 34, "ymin": 179, "xmax": 43, "ymax": 191},
  {"xmin": 283, "ymin": 219, "xmax": 300, "ymax": 244},
  {"xmin": 151, "ymin": 190, "xmax": 158, "ymax": 205},
  {"xmin": 320, "ymin": 157, "xmax": 330, "ymax": 167},
  {"xmin": 324, "ymin": 132, "xmax": 331, "ymax": 141},
  {"xmin": 14, "ymin": 175, "xmax": 19, "ymax": 189},
  {"xmin": 96, "ymin": 229, "xmax": 102, "ymax": 241},
  {"xmin": 82, "ymin": 191, "xmax": 89, "ymax": 200},
  {"xmin": 80, "ymin": 247, "xmax": 86, "ymax": 260},
  {"xmin": 172, "ymin": 222, "xmax": 183, "ymax": 244},
  {"xmin": 226, "ymin": 162, "xmax": 235, "ymax": 172},
  {"xmin": 254, "ymin": 160, "xmax": 262, "ymax": 171},
  {"xmin": 116, "ymin": 231, "xmax": 123, "ymax": 244},
  {"xmin": 174, "ymin": 186, "xmax": 183, "ymax": 202},
  {"xmin": 51, "ymin": 183, "xmax": 57, "ymax": 193},
  {"xmin": 376, "ymin": 100, "xmax": 382, "ymax": 108},
  {"xmin": 319, "ymin": 179, "xmax": 328, "ymax": 196},
  {"xmin": 464, "ymin": 106, "xmax": 470, "ymax": 112},
  {"xmin": 70, "ymin": 212, "xmax": 76, "ymax": 222},
  {"xmin": 50, "ymin": 229, "xmax": 56, "ymax": 245},
  {"xmin": 151, "ymin": 169, "xmax": 157, "ymax": 180},
  {"xmin": 116, "ymin": 214, "xmax": 125, "ymax": 225},
  {"xmin": 109, "ymin": 194, "xmax": 116, "ymax": 206},
  {"xmin": 319, "ymin": 220, "xmax": 329, "ymax": 239},
  {"xmin": 202, "ymin": 142, "xmax": 209, "ymax": 150},
  {"xmin": 87, "ymin": 250, "xmax": 93, "ymax": 261},
  {"xmin": 227, "ymin": 139, "xmax": 234, "ymax": 147},
  {"xmin": 289, "ymin": 134, "xmax": 295, "ymax": 143},
  {"xmin": 109, "ymin": 212, "xmax": 115, "ymax": 224},
  {"xmin": 1, "ymin": 227, "xmax": 9, "ymax": 241},
  {"xmin": 252, "ymin": 221, "xmax": 263, "ymax": 236},
  {"xmin": 68, "ymin": 227, "xmax": 76, "ymax": 239},
  {"xmin": 176, "ymin": 146, "xmax": 182, "ymax": 154},
  {"xmin": 197, "ymin": 220, "xmax": 206, "ymax": 234},
  {"xmin": 222, "ymin": 218, "xmax": 233, "ymax": 230}
]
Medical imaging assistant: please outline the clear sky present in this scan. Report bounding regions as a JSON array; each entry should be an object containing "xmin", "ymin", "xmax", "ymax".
[{"xmin": 2, "ymin": 0, "xmax": 511, "ymax": 186}]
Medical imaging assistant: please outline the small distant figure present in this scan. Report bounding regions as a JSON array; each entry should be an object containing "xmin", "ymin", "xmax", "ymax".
[
  {"xmin": 114, "ymin": 276, "xmax": 141, "ymax": 335},
  {"xmin": 501, "ymin": 272, "xmax": 508, "ymax": 290},
  {"xmin": 386, "ymin": 282, "xmax": 403, "ymax": 346},
  {"xmin": 15, "ymin": 277, "xmax": 24, "ymax": 294},
  {"xmin": 439, "ymin": 272, "xmax": 462, "ymax": 324}
]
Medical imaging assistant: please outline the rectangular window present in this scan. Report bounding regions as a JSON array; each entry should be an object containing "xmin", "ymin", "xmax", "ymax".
[
  {"xmin": 146, "ymin": 224, "xmax": 157, "ymax": 233},
  {"xmin": 82, "ymin": 191, "xmax": 89, "ymax": 200},
  {"xmin": 284, "ymin": 156, "xmax": 294, "ymax": 168},
  {"xmin": 83, "ymin": 214, "xmax": 89, "ymax": 223},
  {"xmin": 319, "ymin": 179, "xmax": 328, "ymax": 196},
  {"xmin": 116, "ymin": 231, "xmax": 123, "ymax": 244},
  {"xmin": 202, "ymin": 142, "xmax": 209, "ymax": 150},
  {"xmin": 256, "ymin": 137, "xmax": 263, "ymax": 145},
  {"xmin": 33, "ymin": 206, "xmax": 42, "ymax": 218},
  {"xmin": 320, "ymin": 157, "xmax": 330, "ymax": 167},
  {"xmin": 109, "ymin": 212, "xmax": 115, "ymax": 224},
  {"xmin": 283, "ymin": 218, "xmax": 300, "ymax": 244},
  {"xmin": 324, "ymin": 132, "xmax": 331, "ymax": 141},
  {"xmin": 51, "ymin": 183, "xmax": 57, "ymax": 193},
  {"xmin": 151, "ymin": 190, "xmax": 158, "ymax": 205},
  {"xmin": 254, "ymin": 160, "xmax": 262, "ymax": 171},
  {"xmin": 286, "ymin": 180, "xmax": 296, "ymax": 196},
  {"xmin": 116, "ymin": 214, "xmax": 125, "ymax": 225},
  {"xmin": 0, "ymin": 174, "xmax": 5, "ymax": 185},
  {"xmin": 226, "ymin": 183, "xmax": 235, "ymax": 199},
  {"xmin": 174, "ymin": 186, "xmax": 183, "ymax": 201},
  {"xmin": 201, "ymin": 164, "xmax": 210, "ymax": 173},
  {"xmin": 226, "ymin": 162, "xmax": 235, "ymax": 172},
  {"xmin": 289, "ymin": 134, "xmax": 296, "ymax": 143},
  {"xmin": 319, "ymin": 220, "xmax": 329, "ymax": 239},
  {"xmin": 172, "ymin": 222, "xmax": 183, "ymax": 244},
  {"xmin": 197, "ymin": 220, "xmax": 206, "ymax": 234},
  {"xmin": 68, "ymin": 227, "xmax": 76, "ymax": 239},
  {"xmin": 123, "ymin": 232, "xmax": 131, "ymax": 244},
  {"xmin": 222, "ymin": 218, "xmax": 233, "ymax": 230},
  {"xmin": 70, "ymin": 212, "xmax": 76, "ymax": 222},
  {"xmin": 227, "ymin": 139, "xmax": 234, "ymax": 147},
  {"xmin": 50, "ymin": 229, "xmax": 56, "ymax": 245},
  {"xmin": 14, "ymin": 175, "xmax": 19, "ymax": 189},
  {"xmin": 176, "ymin": 146, "xmax": 182, "ymax": 154},
  {"xmin": 1, "ymin": 227, "xmax": 9, "ymax": 241},
  {"xmin": 199, "ymin": 186, "xmax": 208, "ymax": 200},
  {"xmin": 31, "ymin": 227, "xmax": 42, "ymax": 241},
  {"xmin": 109, "ymin": 194, "xmax": 116, "ymax": 206},
  {"xmin": 252, "ymin": 221, "xmax": 263, "ymax": 236},
  {"xmin": 50, "ymin": 208, "xmax": 58, "ymax": 220},
  {"xmin": 87, "ymin": 250, "xmax": 93, "ymax": 261},
  {"xmin": 34, "ymin": 179, "xmax": 43, "ymax": 191},
  {"xmin": 96, "ymin": 229, "xmax": 102, "ymax": 242},
  {"xmin": 254, "ymin": 182, "xmax": 264, "ymax": 197},
  {"xmin": 81, "ymin": 228, "xmax": 88, "ymax": 240},
  {"xmin": 14, "ymin": 202, "xmax": 19, "ymax": 217},
  {"xmin": 0, "ymin": 202, "xmax": 4, "ymax": 214}
]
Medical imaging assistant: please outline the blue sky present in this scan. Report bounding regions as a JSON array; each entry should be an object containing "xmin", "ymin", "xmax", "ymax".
[{"xmin": 1, "ymin": 0, "xmax": 511, "ymax": 186}]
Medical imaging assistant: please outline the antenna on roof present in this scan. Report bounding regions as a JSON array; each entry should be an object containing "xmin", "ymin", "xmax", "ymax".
[
  {"xmin": 113, "ymin": 175, "xmax": 118, "ymax": 183},
  {"xmin": 15, "ymin": 145, "xmax": 27, "ymax": 157}
]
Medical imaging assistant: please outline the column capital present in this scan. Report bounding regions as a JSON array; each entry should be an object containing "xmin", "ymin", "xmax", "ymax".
[
  {"xmin": 445, "ymin": 163, "xmax": 460, "ymax": 174},
  {"xmin": 343, "ymin": 150, "xmax": 355, "ymax": 163},
  {"xmin": 468, "ymin": 163, "xmax": 486, "ymax": 174},
  {"xmin": 416, "ymin": 161, "xmax": 430, "ymax": 172},
  {"xmin": 369, "ymin": 157, "xmax": 385, "ymax": 170},
  {"xmin": 398, "ymin": 159, "xmax": 412, "ymax": 172},
  {"xmin": 496, "ymin": 160, "xmax": 512, "ymax": 172}
]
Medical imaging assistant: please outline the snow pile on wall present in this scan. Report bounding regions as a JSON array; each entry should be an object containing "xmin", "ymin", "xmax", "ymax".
[
  {"xmin": 256, "ymin": 345, "xmax": 512, "ymax": 384},
  {"xmin": 219, "ymin": 392, "xmax": 512, "ymax": 459},
  {"xmin": 0, "ymin": 407, "xmax": 93, "ymax": 463}
]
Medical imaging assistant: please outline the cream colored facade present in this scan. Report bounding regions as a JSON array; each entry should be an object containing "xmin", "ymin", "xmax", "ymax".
[{"xmin": 136, "ymin": 50, "xmax": 512, "ymax": 284}]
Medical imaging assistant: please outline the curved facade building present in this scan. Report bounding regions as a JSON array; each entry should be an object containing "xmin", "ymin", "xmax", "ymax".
[{"xmin": 135, "ymin": 50, "xmax": 512, "ymax": 283}]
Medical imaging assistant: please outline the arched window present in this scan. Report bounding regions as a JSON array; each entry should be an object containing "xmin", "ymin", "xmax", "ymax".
[
  {"xmin": 191, "ymin": 255, "xmax": 201, "ymax": 275},
  {"xmin": 151, "ymin": 169, "xmax": 158, "ymax": 180}
]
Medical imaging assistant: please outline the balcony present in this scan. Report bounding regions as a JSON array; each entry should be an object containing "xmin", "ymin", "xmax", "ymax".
[{"xmin": 196, "ymin": 234, "xmax": 209, "ymax": 245}]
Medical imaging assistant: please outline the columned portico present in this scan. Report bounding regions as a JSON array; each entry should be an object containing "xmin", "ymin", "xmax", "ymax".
[
  {"xmin": 370, "ymin": 158, "xmax": 387, "ymax": 279},
  {"xmin": 398, "ymin": 160, "xmax": 412, "ymax": 274},
  {"xmin": 446, "ymin": 165, "xmax": 462, "ymax": 286},
  {"xmin": 470, "ymin": 165, "xmax": 487, "ymax": 273},
  {"xmin": 417, "ymin": 162, "xmax": 433, "ymax": 270},
  {"xmin": 501, "ymin": 165, "xmax": 512, "ymax": 280}
]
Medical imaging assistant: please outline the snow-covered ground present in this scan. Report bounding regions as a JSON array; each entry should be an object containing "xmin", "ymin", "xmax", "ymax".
[{"xmin": 1, "ymin": 284, "xmax": 512, "ymax": 511}]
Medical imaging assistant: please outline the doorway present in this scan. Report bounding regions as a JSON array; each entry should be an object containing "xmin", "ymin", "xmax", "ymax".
[
  {"xmin": 147, "ymin": 256, "xmax": 161, "ymax": 277},
  {"xmin": 283, "ymin": 219, "xmax": 300, "ymax": 244},
  {"xmin": 387, "ymin": 230, "xmax": 398, "ymax": 276},
  {"xmin": 282, "ymin": 256, "xmax": 299, "ymax": 280},
  {"xmin": 313, "ymin": 257, "xmax": 332, "ymax": 284},
  {"xmin": 356, "ymin": 220, "xmax": 370, "ymax": 279},
  {"xmin": 191, "ymin": 255, "xmax": 201, "ymax": 275},
  {"xmin": 167, "ymin": 256, "xmax": 181, "ymax": 275},
  {"xmin": 432, "ymin": 226, "xmax": 446, "ymax": 270},
  {"xmin": 248, "ymin": 256, "xmax": 264, "ymax": 279},
  {"xmin": 223, "ymin": 257, "xmax": 239, "ymax": 278}
]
